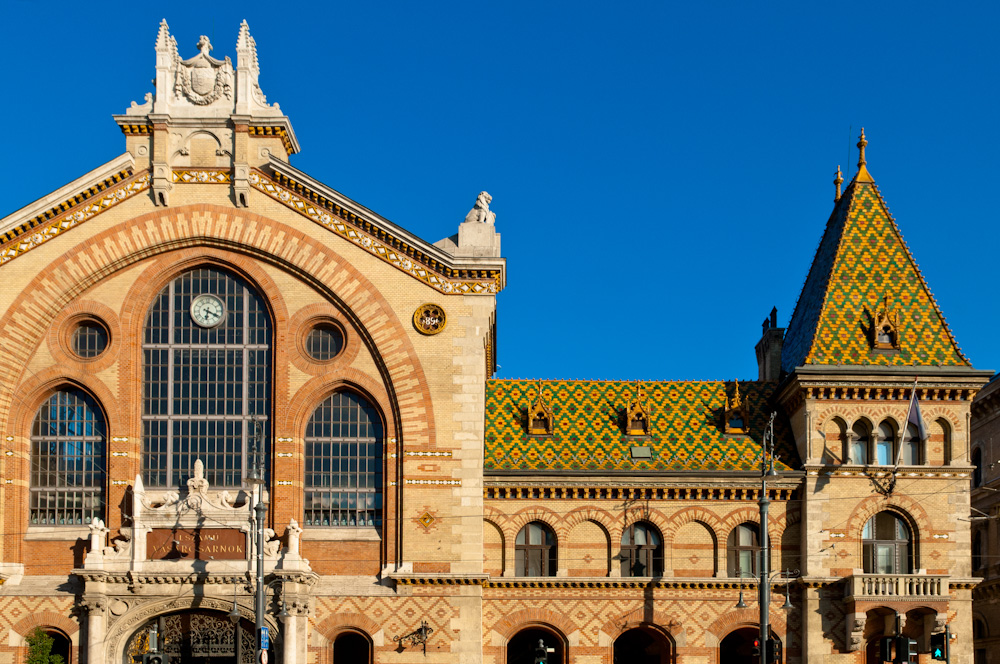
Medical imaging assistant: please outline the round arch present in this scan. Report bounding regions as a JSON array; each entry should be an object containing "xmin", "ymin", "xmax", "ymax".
[{"xmin": 503, "ymin": 623, "xmax": 567, "ymax": 664}]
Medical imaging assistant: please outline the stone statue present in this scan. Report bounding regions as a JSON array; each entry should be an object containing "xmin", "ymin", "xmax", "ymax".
[
  {"xmin": 187, "ymin": 459, "xmax": 209, "ymax": 497},
  {"xmin": 464, "ymin": 191, "xmax": 496, "ymax": 225},
  {"xmin": 287, "ymin": 518, "xmax": 303, "ymax": 556},
  {"xmin": 89, "ymin": 518, "xmax": 109, "ymax": 554}
]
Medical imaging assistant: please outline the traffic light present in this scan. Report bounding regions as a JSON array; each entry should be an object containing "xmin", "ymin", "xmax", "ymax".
[
  {"xmin": 893, "ymin": 636, "xmax": 916, "ymax": 663},
  {"xmin": 879, "ymin": 637, "xmax": 894, "ymax": 663},
  {"xmin": 765, "ymin": 637, "xmax": 782, "ymax": 663},
  {"xmin": 142, "ymin": 655, "xmax": 163, "ymax": 664},
  {"xmin": 752, "ymin": 637, "xmax": 761, "ymax": 659},
  {"xmin": 534, "ymin": 638, "xmax": 548, "ymax": 664},
  {"xmin": 930, "ymin": 632, "xmax": 948, "ymax": 661}
]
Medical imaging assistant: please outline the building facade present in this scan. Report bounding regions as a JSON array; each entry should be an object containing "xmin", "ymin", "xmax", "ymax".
[
  {"xmin": 972, "ymin": 377, "xmax": 1000, "ymax": 664},
  {"xmin": 0, "ymin": 21, "xmax": 989, "ymax": 664}
]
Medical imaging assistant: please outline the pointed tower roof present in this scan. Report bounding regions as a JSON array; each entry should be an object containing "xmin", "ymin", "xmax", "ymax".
[{"xmin": 781, "ymin": 130, "xmax": 970, "ymax": 372}]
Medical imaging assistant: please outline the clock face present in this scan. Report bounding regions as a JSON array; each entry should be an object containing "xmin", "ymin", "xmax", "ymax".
[{"xmin": 190, "ymin": 294, "xmax": 226, "ymax": 328}]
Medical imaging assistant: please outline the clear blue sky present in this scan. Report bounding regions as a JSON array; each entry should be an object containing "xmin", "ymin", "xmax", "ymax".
[{"xmin": 2, "ymin": 2, "xmax": 996, "ymax": 381}]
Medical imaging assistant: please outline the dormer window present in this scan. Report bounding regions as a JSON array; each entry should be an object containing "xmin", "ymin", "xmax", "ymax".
[
  {"xmin": 527, "ymin": 383, "xmax": 553, "ymax": 436},
  {"xmin": 872, "ymin": 294, "xmax": 901, "ymax": 350},
  {"xmin": 724, "ymin": 380, "xmax": 750, "ymax": 435},
  {"xmin": 625, "ymin": 383, "xmax": 650, "ymax": 436}
]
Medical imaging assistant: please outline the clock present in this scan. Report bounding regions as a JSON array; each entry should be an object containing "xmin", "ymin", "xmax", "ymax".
[{"xmin": 190, "ymin": 293, "xmax": 226, "ymax": 328}]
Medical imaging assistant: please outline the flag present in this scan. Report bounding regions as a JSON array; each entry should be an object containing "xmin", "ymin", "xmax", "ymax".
[{"xmin": 896, "ymin": 378, "xmax": 925, "ymax": 466}]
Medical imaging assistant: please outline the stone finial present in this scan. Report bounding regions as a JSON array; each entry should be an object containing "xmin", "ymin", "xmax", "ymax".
[
  {"xmin": 89, "ymin": 518, "xmax": 109, "ymax": 554},
  {"xmin": 197, "ymin": 35, "xmax": 213, "ymax": 55},
  {"xmin": 464, "ymin": 191, "xmax": 496, "ymax": 225},
  {"xmin": 287, "ymin": 518, "xmax": 303, "ymax": 556},
  {"xmin": 237, "ymin": 20, "xmax": 260, "ymax": 75},
  {"xmin": 187, "ymin": 458, "xmax": 209, "ymax": 496},
  {"xmin": 857, "ymin": 128, "xmax": 868, "ymax": 168},
  {"xmin": 155, "ymin": 19, "xmax": 171, "ymax": 51},
  {"xmin": 834, "ymin": 165, "xmax": 843, "ymax": 201}
]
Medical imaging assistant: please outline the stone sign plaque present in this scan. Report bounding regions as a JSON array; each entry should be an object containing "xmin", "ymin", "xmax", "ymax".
[{"xmin": 147, "ymin": 528, "xmax": 246, "ymax": 560}]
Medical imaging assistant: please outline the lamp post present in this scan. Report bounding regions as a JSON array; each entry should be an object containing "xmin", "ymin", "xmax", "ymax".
[
  {"xmin": 735, "ymin": 412, "xmax": 798, "ymax": 663},
  {"xmin": 246, "ymin": 418, "xmax": 268, "ymax": 664}
]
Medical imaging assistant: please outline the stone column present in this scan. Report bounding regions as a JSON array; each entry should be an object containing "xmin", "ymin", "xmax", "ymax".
[{"xmin": 82, "ymin": 596, "xmax": 108, "ymax": 664}]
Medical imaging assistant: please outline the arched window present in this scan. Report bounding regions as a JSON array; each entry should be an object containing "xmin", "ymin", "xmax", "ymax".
[
  {"xmin": 972, "ymin": 447, "xmax": 983, "ymax": 487},
  {"xmin": 30, "ymin": 389, "xmax": 106, "ymax": 526},
  {"xmin": 142, "ymin": 267, "xmax": 272, "ymax": 488},
  {"xmin": 862, "ymin": 512, "xmax": 912, "ymax": 574},
  {"xmin": 304, "ymin": 392, "xmax": 383, "ymax": 528},
  {"xmin": 901, "ymin": 423, "xmax": 921, "ymax": 465},
  {"xmin": 727, "ymin": 523, "xmax": 760, "ymax": 577},
  {"xmin": 875, "ymin": 422, "xmax": 895, "ymax": 466},
  {"xmin": 515, "ymin": 522, "xmax": 557, "ymax": 576},
  {"xmin": 851, "ymin": 421, "xmax": 870, "ymax": 465},
  {"xmin": 620, "ymin": 522, "xmax": 663, "ymax": 577}
]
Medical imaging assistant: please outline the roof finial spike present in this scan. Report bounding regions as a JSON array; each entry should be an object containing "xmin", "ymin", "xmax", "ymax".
[
  {"xmin": 857, "ymin": 128, "xmax": 868, "ymax": 168},
  {"xmin": 155, "ymin": 19, "xmax": 171, "ymax": 51},
  {"xmin": 834, "ymin": 165, "xmax": 843, "ymax": 202}
]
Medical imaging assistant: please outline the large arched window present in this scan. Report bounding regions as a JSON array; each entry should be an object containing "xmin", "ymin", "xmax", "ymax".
[
  {"xmin": 875, "ymin": 422, "xmax": 895, "ymax": 466},
  {"xmin": 30, "ymin": 389, "xmax": 106, "ymax": 526},
  {"xmin": 620, "ymin": 522, "xmax": 663, "ymax": 577},
  {"xmin": 862, "ymin": 511, "xmax": 912, "ymax": 574},
  {"xmin": 515, "ymin": 522, "xmax": 557, "ymax": 577},
  {"xmin": 142, "ymin": 267, "xmax": 272, "ymax": 488},
  {"xmin": 901, "ymin": 423, "xmax": 921, "ymax": 465},
  {"xmin": 304, "ymin": 392, "xmax": 383, "ymax": 528},
  {"xmin": 851, "ymin": 421, "xmax": 870, "ymax": 465},
  {"xmin": 727, "ymin": 523, "xmax": 760, "ymax": 577}
]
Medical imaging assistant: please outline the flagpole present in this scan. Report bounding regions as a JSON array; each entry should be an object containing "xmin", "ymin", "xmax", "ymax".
[{"xmin": 895, "ymin": 377, "xmax": 919, "ymax": 467}]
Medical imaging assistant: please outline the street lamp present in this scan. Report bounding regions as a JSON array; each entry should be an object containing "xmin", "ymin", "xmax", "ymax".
[
  {"xmin": 735, "ymin": 412, "xmax": 799, "ymax": 661},
  {"xmin": 246, "ymin": 418, "xmax": 268, "ymax": 664}
]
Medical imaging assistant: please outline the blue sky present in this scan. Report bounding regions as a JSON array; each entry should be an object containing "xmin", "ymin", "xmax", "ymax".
[{"xmin": 1, "ymin": 2, "xmax": 997, "ymax": 381}]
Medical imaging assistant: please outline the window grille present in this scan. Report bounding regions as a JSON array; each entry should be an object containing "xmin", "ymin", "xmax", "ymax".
[
  {"xmin": 304, "ymin": 392, "xmax": 382, "ymax": 528},
  {"xmin": 72, "ymin": 321, "xmax": 108, "ymax": 358},
  {"xmin": 142, "ymin": 268, "xmax": 271, "ymax": 488},
  {"xmin": 30, "ymin": 389, "xmax": 106, "ymax": 525}
]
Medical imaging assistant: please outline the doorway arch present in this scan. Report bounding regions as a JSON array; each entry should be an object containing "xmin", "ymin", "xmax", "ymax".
[
  {"xmin": 123, "ymin": 609, "xmax": 259, "ymax": 664},
  {"xmin": 506, "ymin": 626, "xmax": 566, "ymax": 664},
  {"xmin": 613, "ymin": 626, "xmax": 673, "ymax": 664},
  {"xmin": 333, "ymin": 630, "xmax": 372, "ymax": 663}
]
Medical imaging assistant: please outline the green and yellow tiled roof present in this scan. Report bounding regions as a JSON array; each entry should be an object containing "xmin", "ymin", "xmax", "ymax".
[
  {"xmin": 484, "ymin": 379, "xmax": 797, "ymax": 472},
  {"xmin": 782, "ymin": 143, "xmax": 969, "ymax": 371}
]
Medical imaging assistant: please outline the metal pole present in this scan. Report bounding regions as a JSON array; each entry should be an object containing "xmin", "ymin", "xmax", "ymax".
[
  {"xmin": 759, "ymin": 413, "xmax": 776, "ymax": 663},
  {"xmin": 255, "ymin": 495, "xmax": 266, "ymax": 663},
  {"xmin": 945, "ymin": 623, "xmax": 950, "ymax": 664}
]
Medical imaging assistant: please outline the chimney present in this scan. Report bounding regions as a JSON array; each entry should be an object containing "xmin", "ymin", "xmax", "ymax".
[{"xmin": 755, "ymin": 306, "xmax": 784, "ymax": 382}]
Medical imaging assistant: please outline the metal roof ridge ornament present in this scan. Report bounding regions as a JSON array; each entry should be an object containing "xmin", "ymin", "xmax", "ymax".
[
  {"xmin": 854, "ymin": 128, "xmax": 874, "ymax": 183},
  {"xmin": 834, "ymin": 165, "xmax": 844, "ymax": 202}
]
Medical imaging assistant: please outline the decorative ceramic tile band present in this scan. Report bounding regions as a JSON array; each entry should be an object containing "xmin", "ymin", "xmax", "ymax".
[
  {"xmin": 172, "ymin": 170, "xmax": 231, "ymax": 183},
  {"xmin": 404, "ymin": 479, "xmax": 462, "ymax": 486},
  {"xmin": 249, "ymin": 171, "xmax": 501, "ymax": 296},
  {"xmin": 0, "ymin": 174, "xmax": 150, "ymax": 266}
]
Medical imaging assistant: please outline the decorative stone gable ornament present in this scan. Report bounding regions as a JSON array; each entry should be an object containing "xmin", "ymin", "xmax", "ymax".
[
  {"xmin": 413, "ymin": 303, "xmax": 446, "ymax": 335},
  {"xmin": 173, "ymin": 36, "xmax": 234, "ymax": 106},
  {"xmin": 872, "ymin": 294, "xmax": 901, "ymax": 350},
  {"xmin": 527, "ymin": 381, "xmax": 554, "ymax": 435},
  {"xmin": 464, "ymin": 191, "xmax": 497, "ymax": 225},
  {"xmin": 625, "ymin": 382, "xmax": 650, "ymax": 436},
  {"xmin": 724, "ymin": 380, "xmax": 750, "ymax": 435}
]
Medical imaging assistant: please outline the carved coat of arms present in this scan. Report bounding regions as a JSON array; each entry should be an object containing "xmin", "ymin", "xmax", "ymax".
[{"xmin": 174, "ymin": 36, "xmax": 233, "ymax": 105}]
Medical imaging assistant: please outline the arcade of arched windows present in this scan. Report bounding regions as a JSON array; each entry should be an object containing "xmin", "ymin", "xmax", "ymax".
[
  {"xmin": 13, "ymin": 260, "xmax": 400, "ymax": 545},
  {"xmin": 820, "ymin": 412, "xmax": 957, "ymax": 466},
  {"xmin": 483, "ymin": 504, "xmax": 812, "ymax": 579}
]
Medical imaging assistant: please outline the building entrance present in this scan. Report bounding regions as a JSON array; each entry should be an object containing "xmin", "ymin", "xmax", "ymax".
[{"xmin": 125, "ymin": 610, "xmax": 256, "ymax": 664}]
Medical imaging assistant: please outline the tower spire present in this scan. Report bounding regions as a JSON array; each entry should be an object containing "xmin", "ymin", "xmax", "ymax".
[
  {"xmin": 857, "ymin": 128, "xmax": 868, "ymax": 168},
  {"xmin": 834, "ymin": 165, "xmax": 843, "ymax": 202}
]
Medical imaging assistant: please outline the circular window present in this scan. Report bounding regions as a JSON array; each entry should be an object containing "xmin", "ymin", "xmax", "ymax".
[
  {"xmin": 72, "ymin": 320, "xmax": 109, "ymax": 358},
  {"xmin": 305, "ymin": 323, "xmax": 345, "ymax": 361}
]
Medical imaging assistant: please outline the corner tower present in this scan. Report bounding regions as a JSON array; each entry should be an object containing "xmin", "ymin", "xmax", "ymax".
[{"xmin": 776, "ymin": 131, "xmax": 992, "ymax": 662}]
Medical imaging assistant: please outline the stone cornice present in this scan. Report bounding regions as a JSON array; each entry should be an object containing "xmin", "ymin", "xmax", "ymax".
[
  {"xmin": 0, "ymin": 153, "xmax": 136, "ymax": 238},
  {"xmin": 253, "ymin": 164, "xmax": 505, "ymax": 295}
]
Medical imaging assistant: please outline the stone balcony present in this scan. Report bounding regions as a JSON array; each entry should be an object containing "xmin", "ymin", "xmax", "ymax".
[{"xmin": 845, "ymin": 573, "xmax": 948, "ymax": 600}]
